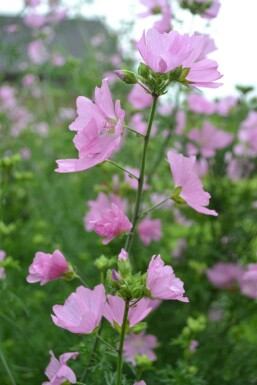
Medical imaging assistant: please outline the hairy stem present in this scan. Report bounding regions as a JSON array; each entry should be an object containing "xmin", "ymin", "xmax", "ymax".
[
  {"xmin": 116, "ymin": 301, "xmax": 129, "ymax": 385},
  {"xmin": 124, "ymin": 94, "xmax": 158, "ymax": 254}
]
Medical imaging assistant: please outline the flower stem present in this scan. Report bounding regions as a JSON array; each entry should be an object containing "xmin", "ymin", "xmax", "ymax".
[
  {"xmin": 138, "ymin": 196, "xmax": 171, "ymax": 218},
  {"xmin": 0, "ymin": 348, "xmax": 16, "ymax": 385},
  {"xmin": 96, "ymin": 333, "xmax": 117, "ymax": 352},
  {"xmin": 116, "ymin": 301, "xmax": 129, "ymax": 385},
  {"xmin": 124, "ymin": 94, "xmax": 158, "ymax": 254},
  {"xmin": 124, "ymin": 124, "xmax": 145, "ymax": 138},
  {"xmin": 106, "ymin": 160, "xmax": 138, "ymax": 179}
]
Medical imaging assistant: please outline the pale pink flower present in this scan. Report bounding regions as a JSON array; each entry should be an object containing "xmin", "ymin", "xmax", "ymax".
[
  {"xmin": 123, "ymin": 331, "xmax": 157, "ymax": 365},
  {"xmin": 139, "ymin": 0, "xmax": 172, "ymax": 33},
  {"xmin": 138, "ymin": 217, "xmax": 162, "ymax": 246},
  {"xmin": 52, "ymin": 285, "xmax": 106, "ymax": 334},
  {"xmin": 90, "ymin": 203, "xmax": 132, "ymax": 244},
  {"xmin": 189, "ymin": 340, "xmax": 199, "ymax": 352},
  {"xmin": 206, "ymin": 263, "xmax": 244, "ymax": 289},
  {"xmin": 43, "ymin": 351, "xmax": 78, "ymax": 385},
  {"xmin": 22, "ymin": 74, "xmax": 36, "ymax": 87},
  {"xmin": 104, "ymin": 296, "xmax": 155, "ymax": 328},
  {"xmin": 187, "ymin": 93, "xmax": 215, "ymax": 115},
  {"xmin": 187, "ymin": 122, "xmax": 233, "ymax": 158},
  {"xmin": 28, "ymin": 39, "xmax": 48, "ymax": 64},
  {"xmin": 0, "ymin": 250, "xmax": 6, "ymax": 280},
  {"xmin": 6, "ymin": 24, "xmax": 18, "ymax": 33},
  {"xmin": 0, "ymin": 85, "xmax": 16, "ymax": 110},
  {"xmin": 193, "ymin": 157, "xmax": 209, "ymax": 178},
  {"xmin": 26, "ymin": 250, "xmax": 69, "ymax": 286},
  {"xmin": 167, "ymin": 150, "xmax": 217, "ymax": 216},
  {"xmin": 84, "ymin": 192, "xmax": 126, "ymax": 231},
  {"xmin": 23, "ymin": 13, "xmax": 46, "ymax": 28},
  {"xmin": 118, "ymin": 248, "xmax": 129, "ymax": 261},
  {"xmin": 56, "ymin": 79, "xmax": 125, "ymax": 173},
  {"xmin": 128, "ymin": 84, "xmax": 152, "ymax": 110},
  {"xmin": 147, "ymin": 255, "xmax": 189, "ymax": 302},
  {"xmin": 239, "ymin": 264, "xmax": 257, "ymax": 299},
  {"xmin": 238, "ymin": 111, "xmax": 257, "ymax": 157},
  {"xmin": 137, "ymin": 29, "xmax": 222, "ymax": 88},
  {"xmin": 52, "ymin": 53, "xmax": 65, "ymax": 67},
  {"xmin": 20, "ymin": 147, "xmax": 31, "ymax": 160},
  {"xmin": 215, "ymin": 96, "xmax": 237, "ymax": 116},
  {"xmin": 134, "ymin": 382, "xmax": 146, "ymax": 385},
  {"xmin": 175, "ymin": 110, "xmax": 186, "ymax": 135}
]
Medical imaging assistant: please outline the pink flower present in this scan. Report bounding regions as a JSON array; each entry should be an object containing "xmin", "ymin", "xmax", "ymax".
[
  {"xmin": 128, "ymin": 84, "xmax": 152, "ymax": 110},
  {"xmin": 55, "ymin": 79, "xmax": 125, "ymax": 173},
  {"xmin": 23, "ymin": 13, "xmax": 46, "ymax": 28},
  {"xmin": 187, "ymin": 122, "xmax": 233, "ymax": 158},
  {"xmin": 167, "ymin": 150, "xmax": 218, "ymax": 216},
  {"xmin": 22, "ymin": 74, "xmax": 36, "ymax": 87},
  {"xmin": 139, "ymin": 0, "xmax": 172, "ymax": 33},
  {"xmin": 89, "ymin": 203, "xmax": 132, "ymax": 244},
  {"xmin": 104, "ymin": 296, "xmax": 155, "ymax": 328},
  {"xmin": 215, "ymin": 96, "xmax": 237, "ymax": 116},
  {"xmin": 189, "ymin": 340, "xmax": 199, "ymax": 352},
  {"xmin": 118, "ymin": 248, "xmax": 129, "ymax": 261},
  {"xmin": 84, "ymin": 192, "xmax": 127, "ymax": 231},
  {"xmin": 28, "ymin": 39, "xmax": 48, "ymax": 64},
  {"xmin": 52, "ymin": 285, "xmax": 106, "ymax": 334},
  {"xmin": 137, "ymin": 29, "xmax": 222, "ymax": 88},
  {"xmin": 123, "ymin": 331, "xmax": 157, "ymax": 365},
  {"xmin": 26, "ymin": 250, "xmax": 69, "ymax": 286},
  {"xmin": 147, "ymin": 255, "xmax": 189, "ymax": 302},
  {"xmin": 201, "ymin": 0, "xmax": 221, "ymax": 19},
  {"xmin": 172, "ymin": 238, "xmax": 187, "ymax": 260},
  {"xmin": 43, "ymin": 351, "xmax": 78, "ymax": 385},
  {"xmin": 206, "ymin": 263, "xmax": 244, "ymax": 289},
  {"xmin": 238, "ymin": 111, "xmax": 257, "ymax": 157},
  {"xmin": 138, "ymin": 217, "xmax": 162, "ymax": 246},
  {"xmin": 0, "ymin": 250, "xmax": 6, "ymax": 280},
  {"xmin": 239, "ymin": 264, "xmax": 257, "ymax": 299},
  {"xmin": 187, "ymin": 93, "xmax": 215, "ymax": 115},
  {"xmin": 134, "ymin": 382, "xmax": 146, "ymax": 385}
]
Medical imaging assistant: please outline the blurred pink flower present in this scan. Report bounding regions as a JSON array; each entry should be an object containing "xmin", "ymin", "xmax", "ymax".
[
  {"xmin": 56, "ymin": 79, "xmax": 125, "ymax": 173},
  {"xmin": 215, "ymin": 96, "xmax": 237, "ymax": 116},
  {"xmin": 22, "ymin": 74, "xmax": 36, "ymax": 87},
  {"xmin": 20, "ymin": 147, "xmax": 31, "ymax": 160},
  {"xmin": 172, "ymin": 238, "xmax": 187, "ymax": 260},
  {"xmin": 147, "ymin": 255, "xmax": 189, "ymax": 301},
  {"xmin": 167, "ymin": 150, "xmax": 218, "ymax": 216},
  {"xmin": 27, "ymin": 250, "xmax": 69, "ymax": 286},
  {"xmin": 139, "ymin": 0, "xmax": 172, "ymax": 33},
  {"xmin": 238, "ymin": 111, "xmax": 257, "ymax": 157},
  {"xmin": 189, "ymin": 340, "xmax": 199, "ymax": 352},
  {"xmin": 138, "ymin": 217, "xmax": 162, "ymax": 245},
  {"xmin": 206, "ymin": 263, "xmax": 244, "ymax": 289},
  {"xmin": 123, "ymin": 331, "xmax": 157, "ymax": 365},
  {"xmin": 52, "ymin": 53, "xmax": 65, "ymax": 67},
  {"xmin": 23, "ymin": 13, "xmax": 46, "ymax": 28},
  {"xmin": 43, "ymin": 351, "xmax": 78, "ymax": 385},
  {"xmin": 193, "ymin": 157, "xmax": 209, "ymax": 178},
  {"xmin": 187, "ymin": 122, "xmax": 233, "ymax": 158},
  {"xmin": 187, "ymin": 93, "xmax": 215, "ymax": 115},
  {"xmin": 0, "ymin": 85, "xmax": 16, "ymax": 110},
  {"xmin": 104, "ymin": 296, "xmax": 155, "ymax": 328},
  {"xmin": 90, "ymin": 203, "xmax": 132, "ymax": 244},
  {"xmin": 175, "ymin": 110, "xmax": 186, "ymax": 134},
  {"xmin": 137, "ymin": 29, "xmax": 222, "ymax": 88},
  {"xmin": 0, "ymin": 250, "xmax": 6, "ymax": 280},
  {"xmin": 25, "ymin": 0, "xmax": 41, "ymax": 7},
  {"xmin": 201, "ymin": 0, "xmax": 221, "ymax": 19},
  {"xmin": 134, "ymin": 382, "xmax": 146, "ymax": 385},
  {"xmin": 6, "ymin": 24, "xmax": 18, "ymax": 33},
  {"xmin": 28, "ymin": 39, "xmax": 48, "ymax": 64},
  {"xmin": 239, "ymin": 264, "xmax": 257, "ymax": 299},
  {"xmin": 128, "ymin": 84, "xmax": 152, "ymax": 110},
  {"xmin": 84, "ymin": 192, "xmax": 127, "ymax": 231},
  {"xmin": 52, "ymin": 285, "xmax": 106, "ymax": 334}
]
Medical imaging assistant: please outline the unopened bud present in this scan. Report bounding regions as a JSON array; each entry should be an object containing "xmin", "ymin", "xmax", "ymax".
[
  {"xmin": 114, "ymin": 70, "xmax": 137, "ymax": 84},
  {"xmin": 112, "ymin": 269, "xmax": 121, "ymax": 281}
]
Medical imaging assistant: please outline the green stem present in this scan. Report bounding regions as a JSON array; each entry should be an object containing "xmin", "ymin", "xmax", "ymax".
[
  {"xmin": 148, "ymin": 88, "xmax": 180, "ymax": 181},
  {"xmin": 138, "ymin": 196, "xmax": 171, "ymax": 218},
  {"xmin": 124, "ymin": 124, "xmax": 145, "ymax": 138},
  {"xmin": 0, "ymin": 347, "xmax": 16, "ymax": 385},
  {"xmin": 124, "ymin": 95, "xmax": 158, "ymax": 254},
  {"xmin": 116, "ymin": 301, "xmax": 129, "ymax": 385},
  {"xmin": 96, "ymin": 333, "xmax": 117, "ymax": 352},
  {"xmin": 106, "ymin": 160, "xmax": 138, "ymax": 179}
]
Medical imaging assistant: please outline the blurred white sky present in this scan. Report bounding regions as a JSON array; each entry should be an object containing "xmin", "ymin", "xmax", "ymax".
[{"xmin": 1, "ymin": 0, "xmax": 257, "ymax": 98}]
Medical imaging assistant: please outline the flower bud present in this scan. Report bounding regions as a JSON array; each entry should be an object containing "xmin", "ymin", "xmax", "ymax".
[{"xmin": 114, "ymin": 70, "xmax": 137, "ymax": 84}]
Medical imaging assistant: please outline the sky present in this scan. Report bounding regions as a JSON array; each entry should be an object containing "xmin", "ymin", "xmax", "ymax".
[{"xmin": 1, "ymin": 0, "xmax": 257, "ymax": 98}]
